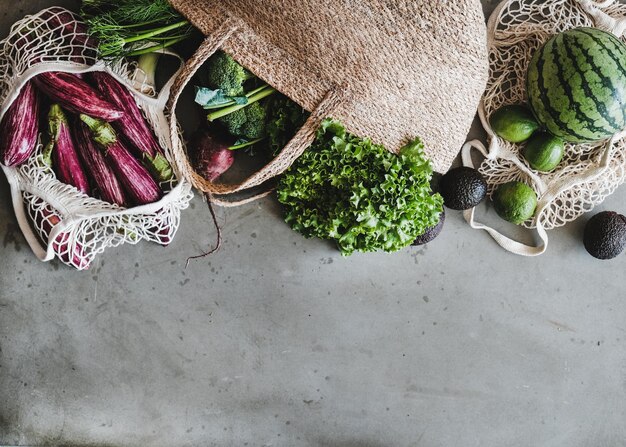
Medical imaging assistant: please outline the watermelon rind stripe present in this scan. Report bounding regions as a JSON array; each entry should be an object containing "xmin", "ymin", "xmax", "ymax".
[
  {"xmin": 527, "ymin": 46, "xmax": 545, "ymax": 126},
  {"xmin": 576, "ymin": 28, "xmax": 626, "ymax": 125},
  {"xmin": 577, "ymin": 28, "xmax": 626, "ymax": 78},
  {"xmin": 529, "ymin": 43, "xmax": 560, "ymax": 136},
  {"xmin": 569, "ymin": 34, "xmax": 625, "ymax": 130},
  {"xmin": 563, "ymin": 36, "xmax": 621, "ymax": 133},
  {"xmin": 560, "ymin": 34, "xmax": 618, "ymax": 136},
  {"xmin": 537, "ymin": 38, "xmax": 591, "ymax": 141},
  {"xmin": 551, "ymin": 34, "xmax": 608, "ymax": 140}
]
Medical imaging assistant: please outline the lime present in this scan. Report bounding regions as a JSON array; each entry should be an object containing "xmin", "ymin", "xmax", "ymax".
[
  {"xmin": 492, "ymin": 181, "xmax": 538, "ymax": 225},
  {"xmin": 490, "ymin": 105, "xmax": 540, "ymax": 143},
  {"xmin": 522, "ymin": 132, "xmax": 565, "ymax": 172}
]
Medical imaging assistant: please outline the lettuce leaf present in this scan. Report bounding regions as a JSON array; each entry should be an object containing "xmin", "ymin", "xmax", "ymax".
[
  {"xmin": 277, "ymin": 119, "xmax": 443, "ymax": 256},
  {"xmin": 265, "ymin": 94, "xmax": 309, "ymax": 155}
]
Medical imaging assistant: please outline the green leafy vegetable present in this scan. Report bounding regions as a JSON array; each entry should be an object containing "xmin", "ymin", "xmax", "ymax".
[
  {"xmin": 265, "ymin": 94, "xmax": 310, "ymax": 155},
  {"xmin": 217, "ymin": 101, "xmax": 270, "ymax": 140},
  {"xmin": 194, "ymin": 87, "xmax": 248, "ymax": 109},
  {"xmin": 195, "ymin": 51, "xmax": 309, "ymax": 154},
  {"xmin": 277, "ymin": 119, "xmax": 443, "ymax": 256},
  {"xmin": 197, "ymin": 51, "xmax": 276, "ymax": 140},
  {"xmin": 81, "ymin": 0, "xmax": 193, "ymax": 59}
]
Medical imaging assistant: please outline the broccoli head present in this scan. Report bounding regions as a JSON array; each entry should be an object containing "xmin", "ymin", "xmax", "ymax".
[
  {"xmin": 219, "ymin": 102, "xmax": 268, "ymax": 140},
  {"xmin": 206, "ymin": 51, "xmax": 254, "ymax": 97}
]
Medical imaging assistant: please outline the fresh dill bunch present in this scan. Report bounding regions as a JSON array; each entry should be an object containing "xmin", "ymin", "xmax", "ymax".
[
  {"xmin": 82, "ymin": 0, "xmax": 182, "ymax": 25},
  {"xmin": 81, "ymin": 0, "xmax": 193, "ymax": 59}
]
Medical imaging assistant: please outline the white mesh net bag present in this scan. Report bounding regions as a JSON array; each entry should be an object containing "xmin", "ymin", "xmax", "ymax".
[
  {"xmin": 0, "ymin": 7, "xmax": 194, "ymax": 270},
  {"xmin": 463, "ymin": 0, "xmax": 626, "ymax": 255}
]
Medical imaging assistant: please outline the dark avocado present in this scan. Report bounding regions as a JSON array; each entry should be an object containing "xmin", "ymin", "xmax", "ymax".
[
  {"xmin": 439, "ymin": 167, "xmax": 487, "ymax": 210},
  {"xmin": 412, "ymin": 208, "xmax": 445, "ymax": 246},
  {"xmin": 583, "ymin": 211, "xmax": 626, "ymax": 260}
]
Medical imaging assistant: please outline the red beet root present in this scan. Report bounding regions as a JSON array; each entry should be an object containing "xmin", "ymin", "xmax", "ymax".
[{"xmin": 191, "ymin": 128, "xmax": 235, "ymax": 182}]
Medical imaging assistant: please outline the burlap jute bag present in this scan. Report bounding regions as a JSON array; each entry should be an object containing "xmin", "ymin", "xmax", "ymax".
[{"xmin": 167, "ymin": 0, "xmax": 489, "ymax": 203}]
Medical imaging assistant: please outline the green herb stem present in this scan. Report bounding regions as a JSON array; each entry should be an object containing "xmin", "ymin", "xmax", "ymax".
[
  {"xmin": 244, "ymin": 84, "xmax": 270, "ymax": 98},
  {"xmin": 106, "ymin": 17, "xmax": 178, "ymax": 29},
  {"xmin": 125, "ymin": 34, "xmax": 190, "ymax": 56},
  {"xmin": 122, "ymin": 20, "xmax": 190, "ymax": 44},
  {"xmin": 228, "ymin": 137, "xmax": 266, "ymax": 150},
  {"xmin": 208, "ymin": 86, "xmax": 277, "ymax": 121},
  {"xmin": 200, "ymin": 85, "xmax": 273, "ymax": 110}
]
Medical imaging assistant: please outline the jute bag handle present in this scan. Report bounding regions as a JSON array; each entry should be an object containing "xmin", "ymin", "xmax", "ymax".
[{"xmin": 166, "ymin": 18, "xmax": 349, "ymax": 202}]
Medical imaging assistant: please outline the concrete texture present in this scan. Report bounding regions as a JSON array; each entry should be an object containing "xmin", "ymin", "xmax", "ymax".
[{"xmin": 1, "ymin": 1, "xmax": 626, "ymax": 446}]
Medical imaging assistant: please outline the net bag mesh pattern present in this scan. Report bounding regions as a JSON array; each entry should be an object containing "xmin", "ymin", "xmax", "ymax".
[
  {"xmin": 0, "ymin": 7, "xmax": 193, "ymax": 270},
  {"xmin": 463, "ymin": 0, "xmax": 626, "ymax": 255}
]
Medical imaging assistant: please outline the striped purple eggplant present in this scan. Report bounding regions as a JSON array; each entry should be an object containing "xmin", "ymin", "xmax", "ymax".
[
  {"xmin": 45, "ymin": 104, "xmax": 90, "ymax": 194},
  {"xmin": 91, "ymin": 71, "xmax": 173, "ymax": 182},
  {"xmin": 0, "ymin": 81, "xmax": 40, "ymax": 167},
  {"xmin": 34, "ymin": 71, "xmax": 124, "ymax": 121},
  {"xmin": 80, "ymin": 115, "xmax": 162, "ymax": 206},
  {"xmin": 34, "ymin": 197, "xmax": 91, "ymax": 270},
  {"xmin": 74, "ymin": 120, "xmax": 127, "ymax": 206}
]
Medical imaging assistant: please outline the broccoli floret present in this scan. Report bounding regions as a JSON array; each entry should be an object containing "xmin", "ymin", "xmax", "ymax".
[
  {"xmin": 206, "ymin": 51, "xmax": 254, "ymax": 97},
  {"xmin": 219, "ymin": 102, "xmax": 268, "ymax": 140},
  {"xmin": 218, "ymin": 109, "xmax": 247, "ymax": 136},
  {"xmin": 203, "ymin": 52, "xmax": 286, "ymax": 144}
]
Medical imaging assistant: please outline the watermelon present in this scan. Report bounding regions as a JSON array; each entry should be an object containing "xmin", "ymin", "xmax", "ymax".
[{"xmin": 527, "ymin": 27, "xmax": 626, "ymax": 143}]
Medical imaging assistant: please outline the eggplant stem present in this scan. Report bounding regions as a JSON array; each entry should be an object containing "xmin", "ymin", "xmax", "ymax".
[{"xmin": 185, "ymin": 193, "xmax": 222, "ymax": 267}]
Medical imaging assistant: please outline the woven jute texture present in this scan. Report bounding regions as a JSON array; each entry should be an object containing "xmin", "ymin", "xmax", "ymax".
[{"xmin": 168, "ymin": 0, "xmax": 488, "ymax": 199}]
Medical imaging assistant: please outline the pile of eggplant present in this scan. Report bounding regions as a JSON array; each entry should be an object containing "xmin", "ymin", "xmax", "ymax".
[{"xmin": 0, "ymin": 70, "xmax": 173, "ymax": 207}]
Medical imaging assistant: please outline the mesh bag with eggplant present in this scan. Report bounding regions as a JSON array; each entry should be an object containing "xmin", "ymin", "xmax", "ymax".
[
  {"xmin": 0, "ymin": 71, "xmax": 176, "ymax": 268},
  {"xmin": 0, "ymin": 7, "xmax": 193, "ymax": 269}
]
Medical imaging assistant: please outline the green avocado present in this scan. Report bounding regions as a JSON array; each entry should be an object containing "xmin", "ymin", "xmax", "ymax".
[
  {"xmin": 439, "ymin": 167, "xmax": 487, "ymax": 210},
  {"xmin": 583, "ymin": 211, "xmax": 626, "ymax": 260}
]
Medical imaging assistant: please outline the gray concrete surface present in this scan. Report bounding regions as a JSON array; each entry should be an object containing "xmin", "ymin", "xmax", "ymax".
[{"xmin": 2, "ymin": 1, "xmax": 626, "ymax": 446}]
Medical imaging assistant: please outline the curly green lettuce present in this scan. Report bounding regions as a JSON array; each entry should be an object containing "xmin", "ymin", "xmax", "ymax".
[
  {"xmin": 277, "ymin": 119, "xmax": 443, "ymax": 256},
  {"xmin": 265, "ymin": 94, "xmax": 309, "ymax": 155}
]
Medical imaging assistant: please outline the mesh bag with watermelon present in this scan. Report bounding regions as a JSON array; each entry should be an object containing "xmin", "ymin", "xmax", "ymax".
[{"xmin": 463, "ymin": 0, "xmax": 626, "ymax": 255}]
